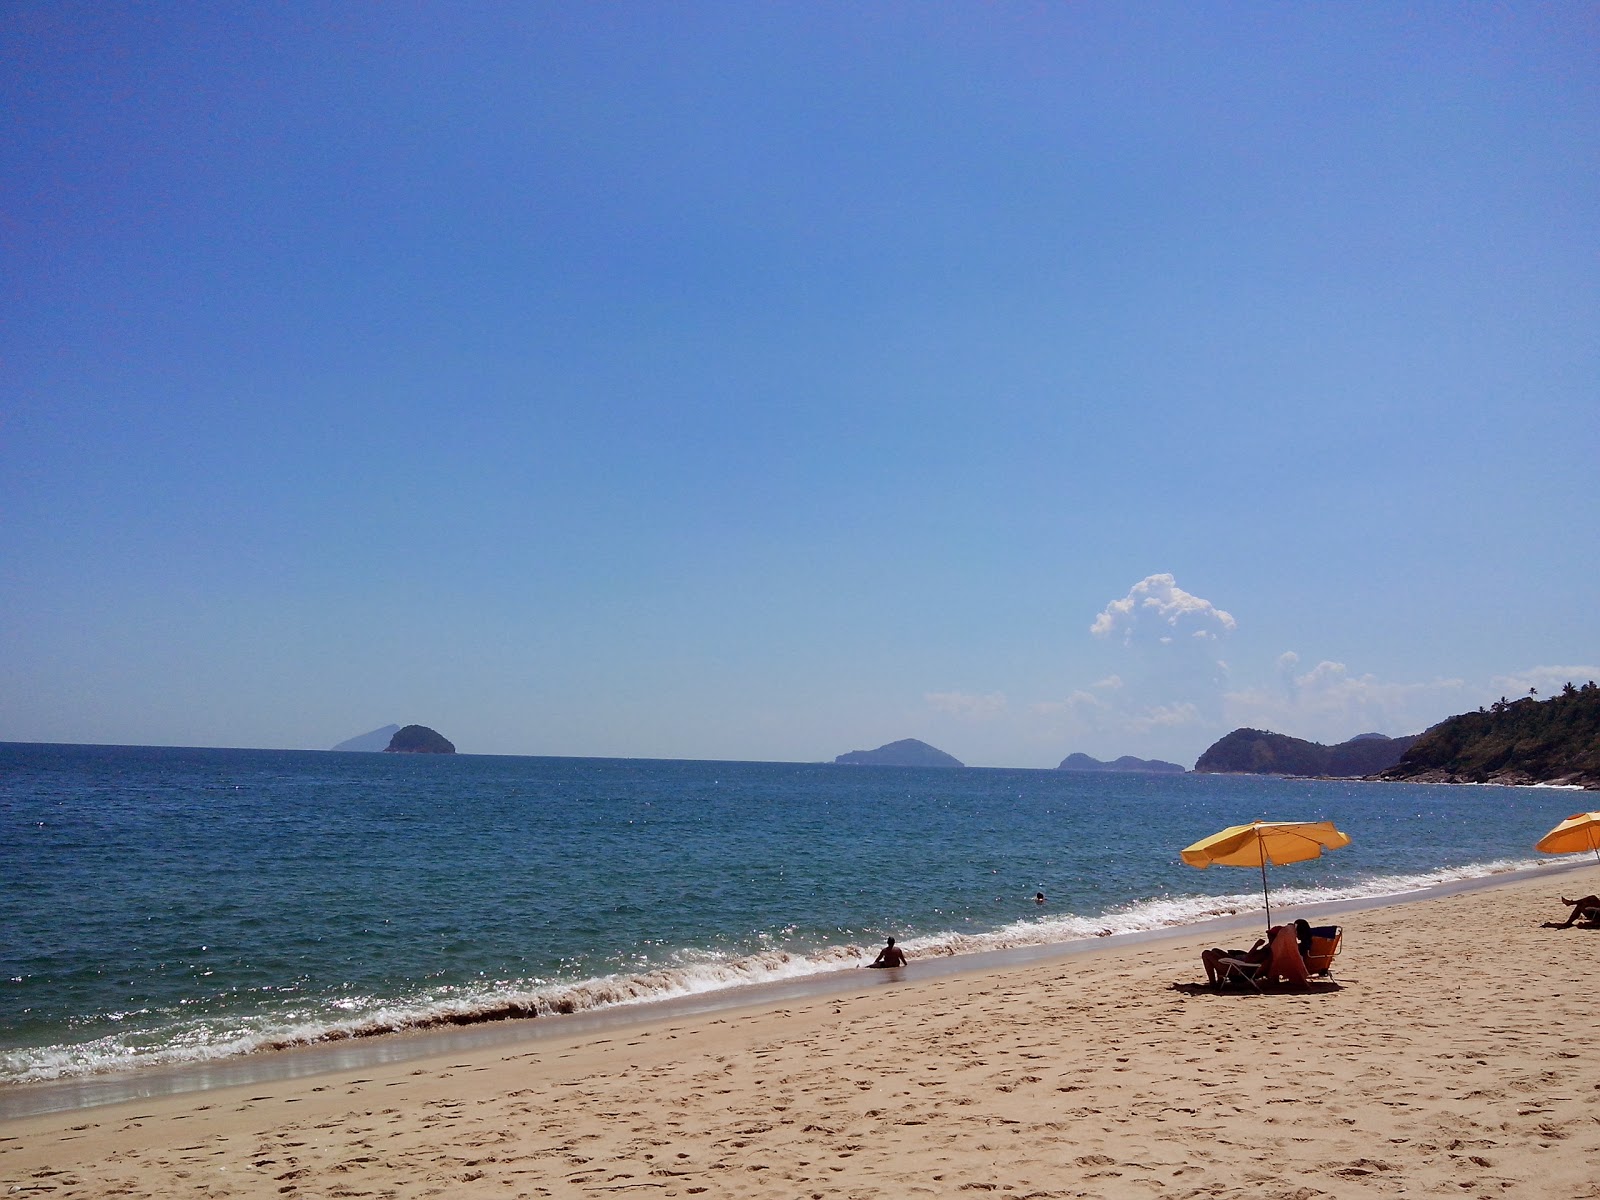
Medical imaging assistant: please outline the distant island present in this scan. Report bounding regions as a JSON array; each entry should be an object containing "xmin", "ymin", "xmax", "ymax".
[
  {"xmin": 834, "ymin": 738, "xmax": 963, "ymax": 768},
  {"xmin": 1380, "ymin": 682, "xmax": 1600, "ymax": 789},
  {"xmin": 1057, "ymin": 752, "xmax": 1186, "ymax": 774},
  {"xmin": 330, "ymin": 724, "xmax": 401, "ymax": 752},
  {"xmin": 384, "ymin": 725, "xmax": 456, "ymax": 754},
  {"xmin": 1195, "ymin": 729, "xmax": 1418, "ymax": 778}
]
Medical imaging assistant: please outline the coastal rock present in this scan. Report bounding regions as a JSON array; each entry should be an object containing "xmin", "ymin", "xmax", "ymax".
[
  {"xmin": 331, "ymin": 724, "xmax": 401, "ymax": 752},
  {"xmin": 1195, "ymin": 729, "xmax": 1417, "ymax": 778},
  {"xmin": 1057, "ymin": 752, "xmax": 1186, "ymax": 774},
  {"xmin": 834, "ymin": 738, "xmax": 963, "ymax": 768},
  {"xmin": 384, "ymin": 725, "xmax": 457, "ymax": 754}
]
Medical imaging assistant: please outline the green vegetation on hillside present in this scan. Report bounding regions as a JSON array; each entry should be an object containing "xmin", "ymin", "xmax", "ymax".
[{"xmin": 1381, "ymin": 682, "xmax": 1600, "ymax": 788}]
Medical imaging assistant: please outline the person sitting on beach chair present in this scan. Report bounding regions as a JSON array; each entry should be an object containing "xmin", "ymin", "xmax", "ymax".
[
  {"xmin": 1202, "ymin": 920, "xmax": 1313, "ymax": 988},
  {"xmin": 1294, "ymin": 918, "xmax": 1313, "ymax": 960},
  {"xmin": 1201, "ymin": 938, "xmax": 1271, "ymax": 986},
  {"xmin": 1262, "ymin": 921, "xmax": 1312, "ymax": 986},
  {"xmin": 1547, "ymin": 895, "xmax": 1600, "ymax": 928}
]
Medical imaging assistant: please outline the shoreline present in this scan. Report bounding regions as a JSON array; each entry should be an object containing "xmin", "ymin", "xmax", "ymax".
[
  {"xmin": 4, "ymin": 856, "xmax": 1594, "ymax": 1124},
  {"xmin": 6, "ymin": 862, "xmax": 1598, "ymax": 1198},
  {"xmin": 4, "ymin": 863, "xmax": 1597, "ymax": 1198}
]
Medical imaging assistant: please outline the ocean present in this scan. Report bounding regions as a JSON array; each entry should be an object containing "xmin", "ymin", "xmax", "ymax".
[{"xmin": 1, "ymin": 742, "xmax": 1588, "ymax": 1095}]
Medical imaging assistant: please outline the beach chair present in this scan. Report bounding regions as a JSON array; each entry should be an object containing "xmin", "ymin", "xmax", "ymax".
[
  {"xmin": 1304, "ymin": 926, "xmax": 1342, "ymax": 979},
  {"xmin": 1213, "ymin": 954, "xmax": 1265, "ymax": 990}
]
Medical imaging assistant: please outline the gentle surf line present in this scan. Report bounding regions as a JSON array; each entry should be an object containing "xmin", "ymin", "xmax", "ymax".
[{"xmin": 3, "ymin": 853, "xmax": 1576, "ymax": 1109}]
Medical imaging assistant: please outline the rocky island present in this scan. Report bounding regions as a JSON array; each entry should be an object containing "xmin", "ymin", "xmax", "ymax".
[
  {"xmin": 384, "ymin": 725, "xmax": 456, "ymax": 754},
  {"xmin": 834, "ymin": 738, "xmax": 963, "ymax": 768},
  {"xmin": 1057, "ymin": 752, "xmax": 1186, "ymax": 774}
]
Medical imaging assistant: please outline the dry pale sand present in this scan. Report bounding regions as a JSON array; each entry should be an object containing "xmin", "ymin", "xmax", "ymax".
[{"xmin": 5, "ymin": 867, "xmax": 1598, "ymax": 1199}]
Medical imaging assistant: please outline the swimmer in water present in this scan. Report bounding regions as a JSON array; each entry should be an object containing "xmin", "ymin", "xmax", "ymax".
[{"xmin": 867, "ymin": 937, "xmax": 908, "ymax": 968}]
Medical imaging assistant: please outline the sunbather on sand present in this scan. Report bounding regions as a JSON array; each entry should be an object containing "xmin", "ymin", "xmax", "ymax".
[
  {"xmin": 1263, "ymin": 922, "xmax": 1312, "ymax": 986},
  {"xmin": 1202, "ymin": 920, "xmax": 1314, "ymax": 986},
  {"xmin": 1201, "ymin": 939, "xmax": 1270, "ymax": 985},
  {"xmin": 1548, "ymin": 895, "xmax": 1600, "ymax": 928}
]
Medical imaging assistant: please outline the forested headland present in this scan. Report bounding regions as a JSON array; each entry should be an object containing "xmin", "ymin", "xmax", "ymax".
[{"xmin": 1380, "ymin": 681, "xmax": 1600, "ymax": 789}]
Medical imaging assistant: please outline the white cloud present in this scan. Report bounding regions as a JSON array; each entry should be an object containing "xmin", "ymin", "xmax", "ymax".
[
  {"xmin": 1091, "ymin": 573, "xmax": 1237, "ymax": 644},
  {"xmin": 1031, "ymin": 690, "xmax": 1105, "ymax": 718},
  {"xmin": 1225, "ymin": 657, "xmax": 1467, "ymax": 741},
  {"xmin": 1031, "ymin": 692, "xmax": 1200, "ymax": 739},
  {"xmin": 925, "ymin": 690, "xmax": 1007, "ymax": 720},
  {"xmin": 1126, "ymin": 702, "xmax": 1202, "ymax": 732},
  {"xmin": 1489, "ymin": 665, "xmax": 1600, "ymax": 698}
]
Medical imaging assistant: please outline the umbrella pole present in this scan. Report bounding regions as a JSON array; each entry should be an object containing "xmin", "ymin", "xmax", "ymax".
[{"xmin": 1260, "ymin": 857, "xmax": 1272, "ymax": 931}]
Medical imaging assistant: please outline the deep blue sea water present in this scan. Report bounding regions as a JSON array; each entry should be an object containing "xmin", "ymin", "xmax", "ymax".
[{"xmin": 1, "ymin": 742, "xmax": 1589, "ymax": 1087}]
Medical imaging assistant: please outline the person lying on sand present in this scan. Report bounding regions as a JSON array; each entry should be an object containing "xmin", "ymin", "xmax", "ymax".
[
  {"xmin": 1546, "ymin": 895, "xmax": 1600, "ymax": 928},
  {"xmin": 867, "ymin": 937, "xmax": 908, "ymax": 968}
]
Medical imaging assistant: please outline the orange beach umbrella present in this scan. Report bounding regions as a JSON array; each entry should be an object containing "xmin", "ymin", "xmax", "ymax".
[
  {"xmin": 1534, "ymin": 811, "xmax": 1600, "ymax": 864},
  {"xmin": 1181, "ymin": 819, "xmax": 1352, "ymax": 930}
]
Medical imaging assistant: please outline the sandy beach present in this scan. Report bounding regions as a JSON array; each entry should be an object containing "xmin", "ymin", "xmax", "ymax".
[{"xmin": 5, "ymin": 866, "xmax": 1597, "ymax": 1199}]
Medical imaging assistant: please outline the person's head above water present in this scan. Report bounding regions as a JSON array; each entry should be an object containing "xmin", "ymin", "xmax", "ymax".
[{"xmin": 884, "ymin": 937, "xmax": 895, "ymax": 946}]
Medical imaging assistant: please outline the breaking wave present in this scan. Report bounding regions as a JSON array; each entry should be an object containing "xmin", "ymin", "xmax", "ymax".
[{"xmin": 1, "ymin": 854, "xmax": 1547, "ymax": 1086}]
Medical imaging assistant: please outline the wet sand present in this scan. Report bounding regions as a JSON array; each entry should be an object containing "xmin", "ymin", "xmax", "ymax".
[{"xmin": 4, "ymin": 865, "xmax": 1598, "ymax": 1198}]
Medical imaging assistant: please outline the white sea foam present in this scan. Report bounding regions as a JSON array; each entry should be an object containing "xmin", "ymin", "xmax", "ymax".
[{"xmin": 0, "ymin": 855, "xmax": 1554, "ymax": 1086}]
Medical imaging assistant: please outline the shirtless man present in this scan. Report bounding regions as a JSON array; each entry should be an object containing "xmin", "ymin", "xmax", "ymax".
[{"xmin": 868, "ymin": 937, "xmax": 908, "ymax": 968}]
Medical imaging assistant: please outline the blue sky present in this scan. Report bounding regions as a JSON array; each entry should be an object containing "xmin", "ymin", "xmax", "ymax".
[{"xmin": 4, "ymin": 2, "xmax": 1597, "ymax": 766}]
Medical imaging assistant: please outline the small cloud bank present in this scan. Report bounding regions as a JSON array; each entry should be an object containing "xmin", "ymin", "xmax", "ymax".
[
  {"xmin": 1032, "ymin": 692, "xmax": 1102, "ymax": 719},
  {"xmin": 924, "ymin": 690, "xmax": 1007, "ymax": 720},
  {"xmin": 1489, "ymin": 665, "xmax": 1600, "ymax": 697},
  {"xmin": 1030, "ymin": 692, "xmax": 1204, "ymax": 746},
  {"xmin": 1127, "ymin": 702, "xmax": 1202, "ymax": 732},
  {"xmin": 930, "ymin": 571, "xmax": 1588, "ymax": 767},
  {"xmin": 1091, "ymin": 574, "xmax": 1237, "ymax": 644},
  {"xmin": 1225, "ymin": 657, "xmax": 1467, "ymax": 742}
]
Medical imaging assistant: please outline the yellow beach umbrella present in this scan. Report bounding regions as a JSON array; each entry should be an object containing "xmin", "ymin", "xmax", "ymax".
[
  {"xmin": 1534, "ymin": 811, "xmax": 1600, "ymax": 864},
  {"xmin": 1181, "ymin": 820, "xmax": 1352, "ymax": 930}
]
